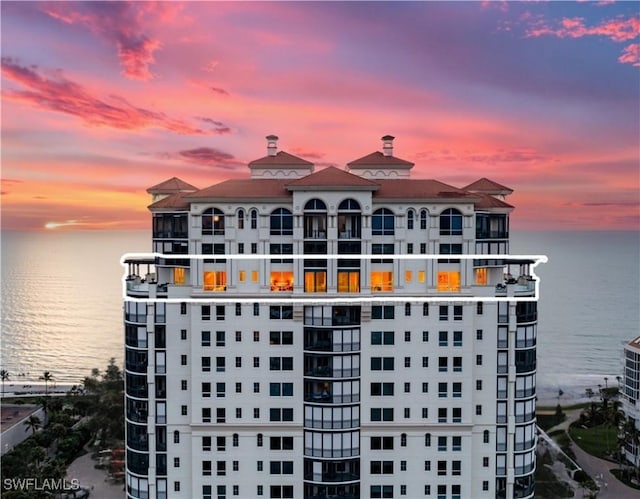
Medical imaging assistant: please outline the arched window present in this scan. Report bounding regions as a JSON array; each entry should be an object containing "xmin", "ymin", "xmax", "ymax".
[
  {"xmin": 270, "ymin": 208, "xmax": 293, "ymax": 235},
  {"xmin": 250, "ymin": 209, "xmax": 257, "ymax": 229},
  {"xmin": 372, "ymin": 208, "xmax": 394, "ymax": 235},
  {"xmin": 304, "ymin": 199, "xmax": 327, "ymax": 211},
  {"xmin": 407, "ymin": 209, "xmax": 415, "ymax": 230},
  {"xmin": 257, "ymin": 433, "xmax": 263, "ymax": 447},
  {"xmin": 304, "ymin": 199, "xmax": 327, "ymax": 239},
  {"xmin": 338, "ymin": 199, "xmax": 361, "ymax": 239},
  {"xmin": 237, "ymin": 209, "xmax": 244, "ymax": 229},
  {"xmin": 338, "ymin": 199, "xmax": 360, "ymax": 211},
  {"xmin": 401, "ymin": 433, "xmax": 407, "ymax": 447},
  {"xmin": 173, "ymin": 430, "xmax": 180, "ymax": 444},
  {"xmin": 233, "ymin": 433, "xmax": 239, "ymax": 447},
  {"xmin": 202, "ymin": 208, "xmax": 225, "ymax": 235},
  {"xmin": 420, "ymin": 209, "xmax": 428, "ymax": 230},
  {"xmin": 440, "ymin": 208, "xmax": 462, "ymax": 236},
  {"xmin": 425, "ymin": 433, "xmax": 432, "ymax": 446}
]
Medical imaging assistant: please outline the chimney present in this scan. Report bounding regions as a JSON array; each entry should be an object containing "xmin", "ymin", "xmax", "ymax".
[
  {"xmin": 266, "ymin": 134, "xmax": 279, "ymax": 157},
  {"xmin": 381, "ymin": 135, "xmax": 395, "ymax": 157}
]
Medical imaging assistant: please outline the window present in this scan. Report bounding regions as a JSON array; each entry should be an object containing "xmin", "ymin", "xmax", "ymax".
[
  {"xmin": 251, "ymin": 243, "xmax": 257, "ymax": 253},
  {"xmin": 420, "ymin": 243, "xmax": 426, "ymax": 254},
  {"xmin": 407, "ymin": 243, "xmax": 413, "ymax": 253},
  {"xmin": 235, "ymin": 330, "xmax": 241, "ymax": 341},
  {"xmin": 425, "ymin": 433, "xmax": 432, "ymax": 446},
  {"xmin": 269, "ymin": 436, "xmax": 294, "ymax": 450},
  {"xmin": 203, "ymin": 436, "xmax": 212, "ymax": 451},
  {"xmin": 181, "ymin": 379, "xmax": 187, "ymax": 391},
  {"xmin": 180, "ymin": 302, "xmax": 187, "ymax": 315},
  {"xmin": 476, "ymin": 354, "xmax": 483, "ymax": 366},
  {"xmin": 216, "ymin": 330, "xmax": 225, "ymax": 347},
  {"xmin": 253, "ymin": 357, "xmax": 259, "ymax": 367},
  {"xmin": 237, "ymin": 209, "xmax": 244, "ymax": 229},
  {"xmin": 203, "ymin": 271, "xmax": 227, "ymax": 291},
  {"xmin": 476, "ymin": 380, "xmax": 482, "ymax": 390},
  {"xmin": 372, "ymin": 208, "xmax": 395, "ymax": 235},
  {"xmin": 437, "ymin": 461, "xmax": 447, "ymax": 476},
  {"xmin": 270, "ymin": 208, "xmax": 293, "ymax": 235},
  {"xmin": 216, "ymin": 357, "xmax": 226, "ymax": 372},
  {"xmin": 401, "ymin": 431, "xmax": 407, "ymax": 445},
  {"xmin": 440, "ymin": 208, "xmax": 462, "ymax": 235},
  {"xmin": 452, "ymin": 436, "xmax": 462, "ymax": 451},
  {"xmin": 405, "ymin": 331, "xmax": 411, "ymax": 342},
  {"xmin": 422, "ymin": 407, "xmax": 428, "ymax": 418},
  {"xmin": 437, "ymin": 271, "xmax": 460, "ymax": 292},
  {"xmin": 235, "ymin": 382, "xmax": 241, "ymax": 393},
  {"xmin": 422, "ymin": 356, "xmax": 429, "ymax": 367},
  {"xmin": 371, "ymin": 271, "xmax": 393, "ymax": 292},
  {"xmin": 202, "ymin": 356, "xmax": 210, "ymax": 371},
  {"xmin": 235, "ymin": 357, "xmax": 241, "ymax": 368},
  {"xmin": 371, "ymin": 461, "xmax": 394, "ymax": 474},
  {"xmin": 216, "ymin": 305, "xmax": 225, "ymax": 320},
  {"xmin": 254, "ymin": 382, "xmax": 260, "ymax": 393},
  {"xmin": 254, "ymin": 408, "xmax": 260, "ymax": 418},
  {"xmin": 482, "ymin": 481, "xmax": 489, "ymax": 491},
  {"xmin": 173, "ymin": 430, "xmax": 180, "ymax": 444},
  {"xmin": 238, "ymin": 242, "xmax": 244, "ymax": 253},
  {"xmin": 438, "ymin": 357, "xmax": 447, "ymax": 372},
  {"xmin": 217, "ymin": 407, "xmax": 226, "ymax": 423},
  {"xmin": 174, "ymin": 482, "xmax": 180, "ymax": 492},
  {"xmin": 404, "ymin": 356, "xmax": 411, "ymax": 367},
  {"xmin": 337, "ymin": 270, "xmax": 360, "ymax": 292},
  {"xmin": 407, "ymin": 209, "xmax": 415, "ymax": 229},
  {"xmin": 372, "ymin": 305, "xmax": 394, "ymax": 319},
  {"xmin": 371, "ymin": 331, "xmax": 394, "ymax": 345},
  {"xmin": 404, "ymin": 303, "xmax": 411, "ymax": 316},
  {"xmin": 269, "ymin": 357, "xmax": 293, "ymax": 370},
  {"xmin": 371, "ymin": 357, "xmax": 394, "ymax": 370},
  {"xmin": 202, "ymin": 407, "xmax": 210, "ymax": 422},
  {"xmin": 476, "ymin": 329, "xmax": 483, "ymax": 340},
  {"xmin": 371, "ymin": 408, "xmax": 394, "ymax": 421},
  {"xmin": 404, "ymin": 382, "xmax": 410, "ymax": 393},
  {"xmin": 180, "ymin": 329, "xmax": 187, "ymax": 340},
  {"xmin": 233, "ymin": 461, "xmax": 238, "ymax": 471},
  {"xmin": 422, "ymin": 382, "xmax": 429, "ymax": 393},
  {"xmin": 439, "ymin": 382, "xmax": 447, "ymax": 398},
  {"xmin": 370, "ymin": 436, "xmax": 394, "ymax": 449},
  {"xmin": 453, "ymin": 356, "xmax": 462, "ymax": 372},
  {"xmin": 269, "ymin": 331, "xmax": 293, "ymax": 345},
  {"xmin": 453, "ymin": 331, "xmax": 462, "ymax": 346},
  {"xmin": 438, "ymin": 436, "xmax": 447, "ymax": 451},
  {"xmin": 483, "ymin": 456, "xmax": 489, "ymax": 467},
  {"xmin": 425, "ymin": 485, "xmax": 431, "ymax": 495},
  {"xmin": 371, "ymin": 382, "xmax": 394, "ymax": 396},
  {"xmin": 452, "ymin": 407, "xmax": 462, "ymax": 423},
  {"xmin": 420, "ymin": 209, "xmax": 428, "ymax": 229},
  {"xmin": 475, "ymin": 267, "xmax": 488, "ymax": 285},
  {"xmin": 217, "ymin": 382, "xmax": 226, "ymax": 398},
  {"xmin": 257, "ymin": 485, "xmax": 263, "ymax": 495},
  {"xmin": 438, "ymin": 408, "xmax": 447, "ymax": 423},
  {"xmin": 270, "ymin": 270, "xmax": 294, "ymax": 291},
  {"xmin": 401, "ymin": 461, "xmax": 407, "ymax": 471},
  {"xmin": 453, "ymin": 305, "xmax": 463, "ymax": 320},
  {"xmin": 439, "ymin": 243, "xmax": 462, "ymax": 263},
  {"xmin": 270, "ymin": 382, "xmax": 294, "ymax": 396},
  {"xmin": 453, "ymin": 382, "xmax": 462, "ymax": 397},
  {"xmin": 439, "ymin": 331, "xmax": 448, "ymax": 346},
  {"xmin": 422, "ymin": 330, "xmax": 429, "ymax": 342},
  {"xmin": 253, "ymin": 303, "xmax": 259, "ymax": 316},
  {"xmin": 269, "ymin": 408, "xmax": 294, "ymax": 421},
  {"xmin": 202, "ymin": 305, "xmax": 211, "ymax": 320},
  {"xmin": 270, "ymin": 305, "xmax": 293, "ymax": 319},
  {"xmin": 483, "ymin": 430, "xmax": 490, "ymax": 443},
  {"xmin": 425, "ymin": 461, "xmax": 431, "ymax": 471},
  {"xmin": 304, "ymin": 271, "xmax": 327, "ymax": 292},
  {"xmin": 439, "ymin": 306, "xmax": 448, "ymax": 320},
  {"xmin": 250, "ymin": 209, "xmax": 257, "ymax": 229}
]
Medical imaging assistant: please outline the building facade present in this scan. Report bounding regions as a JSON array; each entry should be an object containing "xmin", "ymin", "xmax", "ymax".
[
  {"xmin": 124, "ymin": 136, "xmax": 540, "ymax": 499},
  {"xmin": 622, "ymin": 337, "xmax": 640, "ymax": 467}
]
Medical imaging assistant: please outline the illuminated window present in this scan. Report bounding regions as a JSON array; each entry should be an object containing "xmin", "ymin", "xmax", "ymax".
[
  {"xmin": 371, "ymin": 271, "xmax": 393, "ymax": 292},
  {"xmin": 304, "ymin": 271, "xmax": 326, "ymax": 292},
  {"xmin": 202, "ymin": 208, "xmax": 225, "ymax": 235},
  {"xmin": 418, "ymin": 270, "xmax": 426, "ymax": 283},
  {"xmin": 337, "ymin": 271, "xmax": 360, "ymax": 293},
  {"xmin": 174, "ymin": 268, "xmax": 185, "ymax": 285},
  {"xmin": 270, "ymin": 271, "xmax": 293, "ymax": 292},
  {"xmin": 405, "ymin": 271, "xmax": 413, "ymax": 283},
  {"xmin": 251, "ymin": 271, "xmax": 259, "ymax": 283},
  {"xmin": 475, "ymin": 268, "xmax": 488, "ymax": 285},
  {"xmin": 437, "ymin": 271, "xmax": 460, "ymax": 292},
  {"xmin": 203, "ymin": 271, "xmax": 227, "ymax": 291},
  {"xmin": 239, "ymin": 271, "xmax": 246, "ymax": 282}
]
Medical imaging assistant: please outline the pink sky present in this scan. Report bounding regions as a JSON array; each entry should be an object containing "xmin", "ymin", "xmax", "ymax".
[{"xmin": 1, "ymin": 1, "xmax": 638, "ymax": 231}]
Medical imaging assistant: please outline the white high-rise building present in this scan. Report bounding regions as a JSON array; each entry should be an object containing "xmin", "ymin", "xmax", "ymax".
[
  {"xmin": 622, "ymin": 337, "xmax": 640, "ymax": 467},
  {"xmin": 124, "ymin": 136, "xmax": 541, "ymax": 499}
]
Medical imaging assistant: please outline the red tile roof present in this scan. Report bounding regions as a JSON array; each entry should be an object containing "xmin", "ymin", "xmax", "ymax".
[
  {"xmin": 373, "ymin": 179, "xmax": 475, "ymax": 201},
  {"xmin": 474, "ymin": 193, "xmax": 514, "ymax": 209},
  {"xmin": 347, "ymin": 151, "xmax": 414, "ymax": 168},
  {"xmin": 146, "ymin": 177, "xmax": 198, "ymax": 194},
  {"xmin": 185, "ymin": 179, "xmax": 291, "ymax": 201},
  {"xmin": 248, "ymin": 151, "xmax": 314, "ymax": 167},
  {"xmin": 463, "ymin": 177, "xmax": 513, "ymax": 194},
  {"xmin": 148, "ymin": 192, "xmax": 191, "ymax": 210},
  {"xmin": 286, "ymin": 166, "xmax": 380, "ymax": 190}
]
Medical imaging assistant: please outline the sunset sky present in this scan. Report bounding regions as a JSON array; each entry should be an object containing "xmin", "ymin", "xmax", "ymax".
[{"xmin": 1, "ymin": 1, "xmax": 638, "ymax": 231}]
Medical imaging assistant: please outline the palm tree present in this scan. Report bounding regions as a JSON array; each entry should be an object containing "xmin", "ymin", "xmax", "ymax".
[
  {"xmin": 24, "ymin": 414, "xmax": 41, "ymax": 435},
  {"xmin": 0, "ymin": 369, "xmax": 9, "ymax": 396},
  {"xmin": 39, "ymin": 371, "xmax": 54, "ymax": 397}
]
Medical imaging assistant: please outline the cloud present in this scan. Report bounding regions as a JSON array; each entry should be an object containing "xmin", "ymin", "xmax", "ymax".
[
  {"xmin": 581, "ymin": 201, "xmax": 640, "ymax": 207},
  {"xmin": 414, "ymin": 147, "xmax": 551, "ymax": 165},
  {"xmin": 290, "ymin": 148, "xmax": 326, "ymax": 160},
  {"xmin": 41, "ymin": 2, "xmax": 182, "ymax": 80},
  {"xmin": 619, "ymin": 43, "xmax": 640, "ymax": 67},
  {"xmin": 196, "ymin": 117, "xmax": 232, "ymax": 134},
  {"xmin": 1, "ymin": 58, "xmax": 230, "ymax": 135},
  {"xmin": 525, "ymin": 15, "xmax": 640, "ymax": 43},
  {"xmin": 210, "ymin": 86, "xmax": 230, "ymax": 96},
  {"xmin": 164, "ymin": 147, "xmax": 244, "ymax": 170}
]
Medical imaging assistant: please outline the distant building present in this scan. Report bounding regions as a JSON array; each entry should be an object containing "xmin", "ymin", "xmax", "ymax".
[
  {"xmin": 124, "ymin": 135, "xmax": 541, "ymax": 499},
  {"xmin": 622, "ymin": 336, "xmax": 640, "ymax": 466}
]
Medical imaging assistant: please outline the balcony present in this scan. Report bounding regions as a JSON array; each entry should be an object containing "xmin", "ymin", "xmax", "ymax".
[
  {"xmin": 305, "ymin": 366, "xmax": 360, "ymax": 378},
  {"xmin": 338, "ymin": 229, "xmax": 360, "ymax": 239}
]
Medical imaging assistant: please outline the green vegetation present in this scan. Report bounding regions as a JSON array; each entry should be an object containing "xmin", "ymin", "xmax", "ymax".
[
  {"xmin": 538, "ymin": 412, "xmax": 566, "ymax": 431},
  {"xmin": 611, "ymin": 468, "xmax": 640, "ymax": 490},
  {"xmin": 570, "ymin": 423, "xmax": 618, "ymax": 459},
  {"xmin": 0, "ymin": 359, "xmax": 124, "ymax": 498}
]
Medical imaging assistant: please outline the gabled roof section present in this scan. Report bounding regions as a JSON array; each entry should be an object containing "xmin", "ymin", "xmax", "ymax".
[
  {"xmin": 628, "ymin": 336, "xmax": 640, "ymax": 351},
  {"xmin": 185, "ymin": 179, "xmax": 291, "ymax": 201},
  {"xmin": 148, "ymin": 192, "xmax": 191, "ymax": 210},
  {"xmin": 474, "ymin": 193, "xmax": 514, "ymax": 209},
  {"xmin": 146, "ymin": 177, "xmax": 198, "ymax": 194},
  {"xmin": 286, "ymin": 166, "xmax": 380, "ymax": 191},
  {"xmin": 463, "ymin": 177, "xmax": 513, "ymax": 195},
  {"xmin": 347, "ymin": 151, "xmax": 414, "ymax": 169},
  {"xmin": 374, "ymin": 179, "xmax": 475, "ymax": 200},
  {"xmin": 248, "ymin": 151, "xmax": 314, "ymax": 168}
]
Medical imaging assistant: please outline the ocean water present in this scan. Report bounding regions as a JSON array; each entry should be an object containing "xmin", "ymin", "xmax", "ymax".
[{"xmin": 1, "ymin": 230, "xmax": 638, "ymax": 402}]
